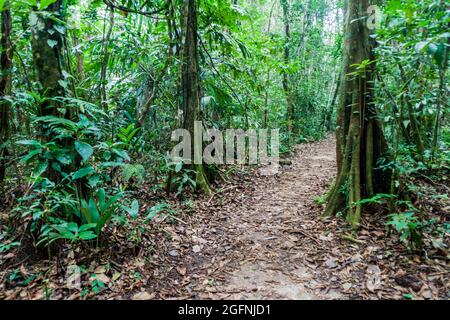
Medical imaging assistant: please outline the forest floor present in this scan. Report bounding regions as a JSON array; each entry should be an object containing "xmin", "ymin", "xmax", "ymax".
[
  {"xmin": 134, "ymin": 136, "xmax": 448, "ymax": 300},
  {"xmin": 1, "ymin": 136, "xmax": 448, "ymax": 300}
]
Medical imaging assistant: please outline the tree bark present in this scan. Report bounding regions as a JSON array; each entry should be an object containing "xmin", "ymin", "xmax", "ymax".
[
  {"xmin": 281, "ymin": 0, "xmax": 294, "ymax": 143},
  {"xmin": 181, "ymin": 0, "xmax": 211, "ymax": 194},
  {"xmin": 30, "ymin": 0, "xmax": 70, "ymax": 183},
  {"xmin": 432, "ymin": 29, "xmax": 449, "ymax": 157},
  {"xmin": 0, "ymin": 3, "xmax": 12, "ymax": 183},
  {"xmin": 31, "ymin": 0, "xmax": 65, "ymax": 118},
  {"xmin": 100, "ymin": 5, "xmax": 114, "ymax": 110},
  {"xmin": 323, "ymin": 0, "xmax": 390, "ymax": 228}
]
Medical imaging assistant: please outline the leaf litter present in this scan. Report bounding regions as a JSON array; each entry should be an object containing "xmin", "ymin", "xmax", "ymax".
[{"xmin": 0, "ymin": 136, "xmax": 448, "ymax": 300}]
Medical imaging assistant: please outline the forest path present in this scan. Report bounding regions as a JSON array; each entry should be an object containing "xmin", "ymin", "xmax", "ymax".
[
  {"xmin": 201, "ymin": 136, "xmax": 339, "ymax": 299},
  {"xmin": 138, "ymin": 135, "xmax": 446, "ymax": 300},
  {"xmin": 152, "ymin": 136, "xmax": 345, "ymax": 299}
]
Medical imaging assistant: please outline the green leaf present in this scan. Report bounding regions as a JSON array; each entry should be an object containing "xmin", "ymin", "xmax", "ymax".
[
  {"xmin": 80, "ymin": 198, "xmax": 100, "ymax": 224},
  {"xmin": 33, "ymin": 161, "xmax": 48, "ymax": 178},
  {"xmin": 111, "ymin": 148, "xmax": 130, "ymax": 161},
  {"xmin": 97, "ymin": 188, "xmax": 106, "ymax": 211},
  {"xmin": 67, "ymin": 222, "xmax": 79, "ymax": 233},
  {"xmin": 75, "ymin": 141, "xmax": 94, "ymax": 162},
  {"xmin": 145, "ymin": 203, "xmax": 170, "ymax": 221},
  {"xmin": 47, "ymin": 39, "xmax": 58, "ymax": 48},
  {"xmin": 78, "ymin": 223, "xmax": 97, "ymax": 233},
  {"xmin": 17, "ymin": 140, "xmax": 42, "ymax": 148},
  {"xmin": 39, "ymin": 0, "xmax": 58, "ymax": 10},
  {"xmin": 78, "ymin": 231, "xmax": 97, "ymax": 241},
  {"xmin": 88, "ymin": 174, "xmax": 102, "ymax": 188},
  {"xmin": 99, "ymin": 161, "xmax": 124, "ymax": 168},
  {"xmin": 96, "ymin": 210, "xmax": 113, "ymax": 234},
  {"xmin": 72, "ymin": 166, "xmax": 95, "ymax": 180},
  {"xmin": 122, "ymin": 200, "xmax": 139, "ymax": 218},
  {"xmin": 432, "ymin": 43, "xmax": 446, "ymax": 68},
  {"xmin": 386, "ymin": 0, "xmax": 402, "ymax": 13},
  {"xmin": 56, "ymin": 153, "xmax": 72, "ymax": 165},
  {"xmin": 20, "ymin": 149, "xmax": 42, "ymax": 164},
  {"xmin": 403, "ymin": 293, "xmax": 413, "ymax": 300}
]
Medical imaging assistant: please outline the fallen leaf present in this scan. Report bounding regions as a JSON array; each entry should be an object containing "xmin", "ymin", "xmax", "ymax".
[
  {"xmin": 342, "ymin": 283, "xmax": 352, "ymax": 291},
  {"xmin": 366, "ymin": 265, "xmax": 381, "ymax": 292},
  {"xmin": 168, "ymin": 250, "xmax": 179, "ymax": 257},
  {"xmin": 324, "ymin": 258, "xmax": 337, "ymax": 269},
  {"xmin": 132, "ymin": 292, "xmax": 155, "ymax": 300},
  {"xmin": 94, "ymin": 266, "xmax": 106, "ymax": 274},
  {"xmin": 193, "ymin": 245, "xmax": 202, "ymax": 253},
  {"xmin": 177, "ymin": 267, "xmax": 187, "ymax": 276},
  {"xmin": 96, "ymin": 273, "xmax": 110, "ymax": 284}
]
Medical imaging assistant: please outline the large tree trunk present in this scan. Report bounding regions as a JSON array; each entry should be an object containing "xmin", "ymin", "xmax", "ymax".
[
  {"xmin": 181, "ymin": 0, "xmax": 211, "ymax": 194},
  {"xmin": 323, "ymin": 0, "xmax": 390, "ymax": 228},
  {"xmin": 281, "ymin": 0, "xmax": 294, "ymax": 143},
  {"xmin": 0, "ymin": 3, "xmax": 12, "ymax": 183}
]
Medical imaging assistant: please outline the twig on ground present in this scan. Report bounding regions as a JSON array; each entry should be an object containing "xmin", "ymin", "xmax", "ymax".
[{"xmin": 207, "ymin": 186, "xmax": 238, "ymax": 205}]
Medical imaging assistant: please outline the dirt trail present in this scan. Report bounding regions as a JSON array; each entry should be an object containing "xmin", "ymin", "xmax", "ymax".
[
  {"xmin": 153, "ymin": 136, "xmax": 343, "ymax": 299},
  {"xmin": 204, "ymin": 137, "xmax": 338, "ymax": 299},
  {"xmin": 146, "ymin": 135, "xmax": 446, "ymax": 300}
]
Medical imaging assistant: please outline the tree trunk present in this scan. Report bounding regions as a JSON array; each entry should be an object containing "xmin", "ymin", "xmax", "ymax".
[
  {"xmin": 73, "ymin": 32, "xmax": 85, "ymax": 82},
  {"xmin": 0, "ymin": 3, "xmax": 12, "ymax": 183},
  {"xmin": 432, "ymin": 31, "xmax": 449, "ymax": 157},
  {"xmin": 281, "ymin": 0, "xmax": 294, "ymax": 143},
  {"xmin": 31, "ymin": 0, "xmax": 65, "ymax": 118},
  {"xmin": 181, "ymin": 0, "xmax": 211, "ymax": 194},
  {"xmin": 323, "ymin": 0, "xmax": 390, "ymax": 228},
  {"xmin": 30, "ymin": 0, "xmax": 70, "ymax": 183},
  {"xmin": 100, "ymin": 5, "xmax": 114, "ymax": 110}
]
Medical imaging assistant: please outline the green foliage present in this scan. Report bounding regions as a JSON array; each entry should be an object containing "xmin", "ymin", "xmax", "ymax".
[
  {"xmin": 13, "ymin": 99, "xmax": 139, "ymax": 247},
  {"xmin": 121, "ymin": 164, "xmax": 146, "ymax": 185},
  {"xmin": 166, "ymin": 160, "xmax": 197, "ymax": 196},
  {"xmin": 387, "ymin": 210, "xmax": 423, "ymax": 250},
  {"xmin": 38, "ymin": 222, "xmax": 97, "ymax": 246},
  {"xmin": 0, "ymin": 240, "xmax": 20, "ymax": 253},
  {"xmin": 79, "ymin": 189, "xmax": 124, "ymax": 235},
  {"xmin": 145, "ymin": 203, "xmax": 177, "ymax": 223},
  {"xmin": 353, "ymin": 193, "xmax": 397, "ymax": 206}
]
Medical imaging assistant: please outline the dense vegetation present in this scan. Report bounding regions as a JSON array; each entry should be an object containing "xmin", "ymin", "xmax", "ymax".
[{"xmin": 0, "ymin": 0, "xmax": 448, "ymax": 300}]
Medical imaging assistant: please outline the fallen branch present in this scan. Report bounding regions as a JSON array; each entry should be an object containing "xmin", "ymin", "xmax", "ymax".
[{"xmin": 207, "ymin": 186, "xmax": 238, "ymax": 205}]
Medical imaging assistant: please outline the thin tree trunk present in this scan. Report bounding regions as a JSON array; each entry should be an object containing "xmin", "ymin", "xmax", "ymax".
[
  {"xmin": 0, "ymin": 3, "xmax": 12, "ymax": 183},
  {"xmin": 100, "ymin": 6, "xmax": 114, "ymax": 110},
  {"xmin": 73, "ymin": 32, "xmax": 85, "ymax": 82},
  {"xmin": 398, "ymin": 63, "xmax": 425, "ymax": 160},
  {"xmin": 432, "ymin": 34, "xmax": 449, "ymax": 157},
  {"xmin": 181, "ymin": 0, "xmax": 211, "ymax": 194},
  {"xmin": 281, "ymin": 0, "xmax": 294, "ymax": 143},
  {"xmin": 263, "ymin": 0, "xmax": 276, "ymax": 129}
]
